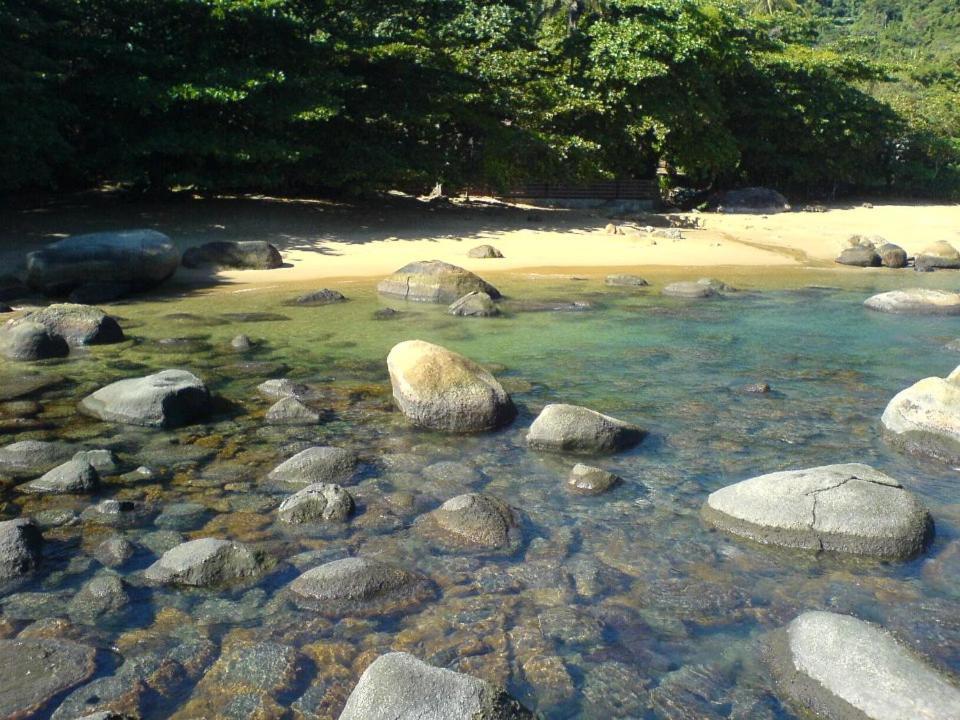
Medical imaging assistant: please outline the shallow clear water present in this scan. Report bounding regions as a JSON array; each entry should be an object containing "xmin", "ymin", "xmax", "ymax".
[{"xmin": 3, "ymin": 268, "xmax": 960, "ymax": 719}]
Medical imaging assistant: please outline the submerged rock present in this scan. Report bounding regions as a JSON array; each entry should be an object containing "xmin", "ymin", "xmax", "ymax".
[
  {"xmin": 0, "ymin": 638, "xmax": 97, "ymax": 718},
  {"xmin": 257, "ymin": 378, "xmax": 309, "ymax": 401},
  {"xmin": 448, "ymin": 291, "xmax": 499, "ymax": 317},
  {"xmin": 769, "ymin": 611, "xmax": 960, "ymax": 719},
  {"xmin": 881, "ymin": 367, "xmax": 960, "ymax": 462},
  {"xmin": 278, "ymin": 483, "xmax": 355, "ymax": 523},
  {"xmin": 0, "ymin": 440, "xmax": 73, "ymax": 479},
  {"xmin": 20, "ymin": 458, "xmax": 99, "ymax": 494},
  {"xmin": 339, "ymin": 652, "xmax": 532, "ymax": 720},
  {"xmin": 94, "ymin": 535, "xmax": 135, "ymax": 567},
  {"xmin": 0, "ymin": 320, "xmax": 69, "ymax": 360},
  {"xmin": 864, "ymin": 288, "xmax": 960, "ymax": 315},
  {"xmin": 377, "ymin": 260, "xmax": 501, "ymax": 304},
  {"xmin": 293, "ymin": 288, "xmax": 348, "ymax": 305},
  {"xmin": 265, "ymin": 396, "xmax": 321, "ymax": 425},
  {"xmin": 0, "ymin": 518, "xmax": 43, "ymax": 580},
  {"xmin": 605, "ymin": 274, "xmax": 649, "ymax": 287},
  {"xmin": 527, "ymin": 403, "xmax": 645, "ymax": 454},
  {"xmin": 268, "ymin": 446, "xmax": 358, "ymax": 485},
  {"xmin": 702, "ymin": 463, "xmax": 931, "ymax": 559},
  {"xmin": 67, "ymin": 573, "xmax": 130, "ymax": 621},
  {"xmin": 289, "ymin": 557, "xmax": 434, "ymax": 615},
  {"xmin": 836, "ymin": 246, "xmax": 881, "ymax": 267},
  {"xmin": 79, "ymin": 369, "xmax": 210, "ymax": 428},
  {"xmin": 567, "ymin": 464, "xmax": 621, "ymax": 495},
  {"xmin": 467, "ymin": 244, "xmax": 505, "ymax": 259},
  {"xmin": 387, "ymin": 340, "xmax": 515, "ymax": 432},
  {"xmin": 144, "ymin": 538, "xmax": 270, "ymax": 587},
  {"xmin": 915, "ymin": 240, "xmax": 960, "ymax": 271},
  {"xmin": 662, "ymin": 280, "xmax": 718, "ymax": 299},
  {"xmin": 417, "ymin": 493, "xmax": 521, "ymax": 553},
  {"xmin": 15, "ymin": 303, "xmax": 124, "ymax": 345},
  {"xmin": 182, "ymin": 240, "xmax": 282, "ymax": 269}
]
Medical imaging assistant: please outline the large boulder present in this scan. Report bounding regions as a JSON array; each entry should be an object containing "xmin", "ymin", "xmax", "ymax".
[
  {"xmin": 339, "ymin": 652, "xmax": 532, "ymax": 720},
  {"xmin": 288, "ymin": 557, "xmax": 434, "ymax": 615},
  {"xmin": 702, "ymin": 463, "xmax": 931, "ymax": 559},
  {"xmin": 267, "ymin": 446, "xmax": 358, "ymax": 485},
  {"xmin": 835, "ymin": 246, "xmax": 881, "ymax": 267},
  {"xmin": 0, "ymin": 518, "xmax": 43, "ymax": 581},
  {"xmin": 181, "ymin": 240, "xmax": 282, "ymax": 269},
  {"xmin": 0, "ymin": 320, "xmax": 69, "ymax": 360},
  {"xmin": 25, "ymin": 229, "xmax": 180, "ymax": 297},
  {"xmin": 881, "ymin": 368, "xmax": 960, "ymax": 463},
  {"xmin": 377, "ymin": 260, "xmax": 500, "ymax": 303},
  {"xmin": 15, "ymin": 303, "xmax": 123, "ymax": 345},
  {"xmin": 915, "ymin": 240, "xmax": 960, "ymax": 272},
  {"xmin": 416, "ymin": 493, "xmax": 521, "ymax": 553},
  {"xmin": 769, "ymin": 611, "xmax": 960, "ymax": 720},
  {"xmin": 79, "ymin": 369, "xmax": 210, "ymax": 428},
  {"xmin": 0, "ymin": 638, "xmax": 97, "ymax": 718},
  {"xmin": 878, "ymin": 243, "xmax": 908, "ymax": 268},
  {"xmin": 143, "ymin": 538, "xmax": 270, "ymax": 587},
  {"xmin": 448, "ymin": 291, "xmax": 499, "ymax": 317},
  {"xmin": 387, "ymin": 340, "xmax": 515, "ymax": 433},
  {"xmin": 718, "ymin": 187, "xmax": 790, "ymax": 214},
  {"xmin": 526, "ymin": 404, "xmax": 645, "ymax": 454},
  {"xmin": 864, "ymin": 288, "xmax": 960, "ymax": 315},
  {"xmin": 20, "ymin": 458, "xmax": 99, "ymax": 495},
  {"xmin": 278, "ymin": 483, "xmax": 355, "ymax": 523}
]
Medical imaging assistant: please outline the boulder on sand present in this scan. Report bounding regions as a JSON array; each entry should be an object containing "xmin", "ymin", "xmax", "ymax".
[
  {"xmin": 915, "ymin": 240, "xmax": 960, "ymax": 272},
  {"xmin": 387, "ymin": 340, "xmax": 515, "ymax": 432},
  {"xmin": 526, "ymin": 403, "xmax": 645, "ymax": 454},
  {"xmin": 702, "ymin": 463, "xmax": 931, "ymax": 559},
  {"xmin": 864, "ymin": 288, "xmax": 960, "ymax": 315},
  {"xmin": 339, "ymin": 652, "xmax": 532, "ymax": 720},
  {"xmin": 0, "ymin": 320, "xmax": 69, "ymax": 360},
  {"xmin": 467, "ymin": 244, "xmax": 504, "ymax": 259},
  {"xmin": 377, "ymin": 260, "xmax": 501, "ymax": 303},
  {"xmin": 79, "ymin": 369, "xmax": 210, "ymax": 428},
  {"xmin": 717, "ymin": 187, "xmax": 790, "ymax": 214},
  {"xmin": 15, "ymin": 303, "xmax": 124, "ymax": 345},
  {"xmin": 769, "ymin": 611, "xmax": 960, "ymax": 720},
  {"xmin": 181, "ymin": 241, "xmax": 282, "ymax": 270},
  {"xmin": 25, "ymin": 229, "xmax": 180, "ymax": 297},
  {"xmin": 881, "ymin": 366, "xmax": 960, "ymax": 463},
  {"xmin": 143, "ymin": 537, "xmax": 270, "ymax": 587}
]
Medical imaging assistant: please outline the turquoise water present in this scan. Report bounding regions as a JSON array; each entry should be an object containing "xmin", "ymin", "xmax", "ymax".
[{"xmin": 3, "ymin": 269, "xmax": 960, "ymax": 718}]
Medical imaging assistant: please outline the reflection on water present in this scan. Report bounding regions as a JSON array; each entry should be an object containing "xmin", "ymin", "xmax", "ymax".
[{"xmin": 2, "ymin": 269, "xmax": 960, "ymax": 719}]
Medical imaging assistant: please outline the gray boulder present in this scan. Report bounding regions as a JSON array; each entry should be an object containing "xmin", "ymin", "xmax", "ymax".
[
  {"xmin": 268, "ymin": 446, "xmax": 358, "ymax": 485},
  {"xmin": 0, "ymin": 440, "xmax": 73, "ymax": 479},
  {"xmin": 72, "ymin": 448, "xmax": 120, "ymax": 475},
  {"xmin": 702, "ymin": 463, "xmax": 931, "ymax": 559},
  {"xmin": 864, "ymin": 289, "xmax": 960, "ymax": 315},
  {"xmin": 448, "ymin": 291, "xmax": 499, "ymax": 317},
  {"xmin": 265, "ymin": 396, "xmax": 321, "ymax": 425},
  {"xmin": 143, "ymin": 537, "xmax": 270, "ymax": 587},
  {"xmin": 718, "ymin": 187, "xmax": 790, "ymax": 214},
  {"xmin": 915, "ymin": 240, "xmax": 960, "ymax": 271},
  {"xmin": 293, "ymin": 288, "xmax": 348, "ymax": 305},
  {"xmin": 878, "ymin": 243, "xmax": 908, "ymax": 268},
  {"xmin": 181, "ymin": 240, "xmax": 282, "ymax": 269},
  {"xmin": 79, "ymin": 369, "xmax": 210, "ymax": 428},
  {"xmin": 25, "ymin": 229, "xmax": 180, "ymax": 297},
  {"xmin": 20, "ymin": 458, "xmax": 99, "ymax": 494},
  {"xmin": 0, "ymin": 518, "xmax": 43, "ymax": 580},
  {"xmin": 527, "ymin": 404, "xmax": 645, "ymax": 454},
  {"xmin": 467, "ymin": 244, "xmax": 504, "ymax": 259},
  {"xmin": 881, "ymin": 367, "xmax": 960, "ymax": 463},
  {"xmin": 0, "ymin": 320, "xmax": 69, "ymax": 360},
  {"xmin": 15, "ymin": 303, "xmax": 123, "ymax": 345},
  {"xmin": 605, "ymin": 274, "xmax": 649, "ymax": 287},
  {"xmin": 289, "ymin": 557, "xmax": 434, "ymax": 615},
  {"xmin": 417, "ymin": 493, "xmax": 521, "ymax": 553},
  {"xmin": 257, "ymin": 378, "xmax": 309, "ymax": 401},
  {"xmin": 769, "ymin": 611, "xmax": 960, "ymax": 720},
  {"xmin": 377, "ymin": 260, "xmax": 501, "ymax": 303},
  {"xmin": 836, "ymin": 246, "xmax": 881, "ymax": 267},
  {"xmin": 567, "ymin": 464, "xmax": 621, "ymax": 495},
  {"xmin": 0, "ymin": 638, "xmax": 97, "ymax": 718},
  {"xmin": 387, "ymin": 340, "xmax": 515, "ymax": 432},
  {"xmin": 339, "ymin": 652, "xmax": 532, "ymax": 720},
  {"xmin": 278, "ymin": 483, "xmax": 354, "ymax": 523},
  {"xmin": 662, "ymin": 281, "xmax": 718, "ymax": 299}
]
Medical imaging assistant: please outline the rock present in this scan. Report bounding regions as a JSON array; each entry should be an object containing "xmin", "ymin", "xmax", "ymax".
[
  {"xmin": 878, "ymin": 243, "xmax": 908, "ymax": 268},
  {"xmin": 293, "ymin": 288, "xmax": 348, "ymax": 305},
  {"xmin": 15, "ymin": 303, "xmax": 124, "ymax": 345},
  {"xmin": 387, "ymin": 340, "xmax": 515, "ymax": 432},
  {"xmin": 881, "ymin": 369, "xmax": 960, "ymax": 463},
  {"xmin": 25, "ymin": 229, "xmax": 180, "ymax": 297},
  {"xmin": 864, "ymin": 288, "xmax": 960, "ymax": 315},
  {"xmin": 373, "ymin": 307, "xmax": 402, "ymax": 320},
  {"xmin": 448, "ymin": 291, "xmax": 499, "ymax": 317},
  {"xmin": 0, "ymin": 638, "xmax": 97, "ymax": 718},
  {"xmin": 68, "ymin": 573, "xmax": 130, "ymax": 621},
  {"xmin": 265, "ymin": 396, "xmax": 321, "ymax": 425},
  {"xmin": 0, "ymin": 440, "xmax": 73, "ymax": 479},
  {"xmin": 154, "ymin": 502, "xmax": 208, "ymax": 530},
  {"xmin": 72, "ymin": 449, "xmax": 120, "ymax": 475},
  {"xmin": 377, "ymin": 260, "xmax": 501, "ymax": 304},
  {"xmin": 339, "ymin": 652, "xmax": 532, "ymax": 720},
  {"xmin": 79, "ymin": 369, "xmax": 210, "ymax": 428},
  {"xmin": 257, "ymin": 378, "xmax": 308, "ymax": 401},
  {"xmin": 20, "ymin": 458, "xmax": 99, "ymax": 494},
  {"xmin": 181, "ymin": 240, "xmax": 282, "ymax": 269},
  {"xmin": 278, "ymin": 483, "xmax": 355, "ymax": 523},
  {"xmin": 143, "ymin": 538, "xmax": 270, "ymax": 587},
  {"xmin": 68, "ymin": 282, "xmax": 130, "ymax": 304},
  {"xmin": 230, "ymin": 334, "xmax": 252, "ymax": 351},
  {"xmin": 0, "ymin": 518, "xmax": 42, "ymax": 580},
  {"xmin": 836, "ymin": 246, "xmax": 881, "ymax": 267},
  {"xmin": 94, "ymin": 536, "xmax": 135, "ymax": 567},
  {"xmin": 288, "ymin": 557, "xmax": 434, "ymax": 615},
  {"xmin": 662, "ymin": 281, "xmax": 718, "ymax": 299},
  {"xmin": 467, "ymin": 244, "xmax": 504, "ymax": 259},
  {"xmin": 702, "ymin": 463, "xmax": 931, "ymax": 559},
  {"xmin": 526, "ymin": 403, "xmax": 645, "ymax": 455},
  {"xmin": 915, "ymin": 240, "xmax": 960, "ymax": 271},
  {"xmin": 0, "ymin": 320, "xmax": 69, "ymax": 360},
  {"xmin": 769, "ymin": 611, "xmax": 960, "ymax": 720},
  {"xmin": 605, "ymin": 274, "xmax": 649, "ymax": 287},
  {"xmin": 80, "ymin": 499, "xmax": 149, "ymax": 526},
  {"xmin": 417, "ymin": 493, "xmax": 521, "ymax": 553},
  {"xmin": 268, "ymin": 446, "xmax": 358, "ymax": 485},
  {"xmin": 567, "ymin": 464, "xmax": 620, "ymax": 495},
  {"xmin": 718, "ymin": 187, "xmax": 790, "ymax": 214}
]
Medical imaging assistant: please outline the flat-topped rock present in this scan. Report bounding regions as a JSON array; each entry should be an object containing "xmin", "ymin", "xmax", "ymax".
[
  {"xmin": 0, "ymin": 518, "xmax": 43, "ymax": 581},
  {"xmin": 79, "ymin": 369, "xmax": 210, "ymax": 428},
  {"xmin": 527, "ymin": 404, "xmax": 645, "ymax": 454},
  {"xmin": 417, "ymin": 493, "xmax": 521, "ymax": 553},
  {"xmin": 377, "ymin": 260, "xmax": 500, "ymax": 304},
  {"xmin": 387, "ymin": 340, "xmax": 515, "ymax": 432},
  {"xmin": 339, "ymin": 652, "xmax": 532, "ymax": 720},
  {"xmin": 448, "ymin": 291, "xmax": 499, "ymax": 317},
  {"xmin": 182, "ymin": 240, "xmax": 282, "ymax": 269},
  {"xmin": 268, "ymin": 446, "xmax": 358, "ymax": 485},
  {"xmin": 0, "ymin": 320, "xmax": 69, "ymax": 360},
  {"xmin": 15, "ymin": 303, "xmax": 123, "ymax": 345},
  {"xmin": 278, "ymin": 483, "xmax": 354, "ymax": 523},
  {"xmin": 0, "ymin": 638, "xmax": 97, "ymax": 718},
  {"xmin": 144, "ymin": 538, "xmax": 270, "ymax": 587},
  {"xmin": 882, "ymin": 369, "xmax": 960, "ymax": 462},
  {"xmin": 567, "ymin": 464, "xmax": 621, "ymax": 495},
  {"xmin": 289, "ymin": 557, "xmax": 434, "ymax": 615},
  {"xmin": 662, "ymin": 280, "xmax": 718, "ymax": 298},
  {"xmin": 864, "ymin": 289, "xmax": 960, "ymax": 315},
  {"xmin": 467, "ymin": 244, "xmax": 504, "ymax": 259},
  {"xmin": 20, "ymin": 458, "xmax": 99, "ymax": 495},
  {"xmin": 702, "ymin": 463, "xmax": 931, "ymax": 559},
  {"xmin": 770, "ymin": 611, "xmax": 960, "ymax": 720}
]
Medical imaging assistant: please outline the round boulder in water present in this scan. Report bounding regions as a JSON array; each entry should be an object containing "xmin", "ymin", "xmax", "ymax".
[
  {"xmin": 527, "ymin": 403, "xmax": 645, "ymax": 455},
  {"xmin": 662, "ymin": 281, "xmax": 718, "ymax": 298},
  {"xmin": 79, "ymin": 369, "xmax": 210, "ymax": 428},
  {"xmin": 567, "ymin": 464, "xmax": 621, "ymax": 495},
  {"xmin": 143, "ymin": 537, "xmax": 271, "ymax": 587},
  {"xmin": 0, "ymin": 320, "xmax": 69, "ymax": 360},
  {"xmin": 881, "ymin": 367, "xmax": 960, "ymax": 463},
  {"xmin": 387, "ymin": 340, "xmax": 515, "ymax": 432},
  {"xmin": 769, "ymin": 611, "xmax": 960, "ymax": 720},
  {"xmin": 864, "ymin": 288, "xmax": 960, "ymax": 315},
  {"xmin": 288, "ymin": 557, "xmax": 434, "ymax": 615},
  {"xmin": 20, "ymin": 458, "xmax": 99, "ymax": 495},
  {"xmin": 417, "ymin": 493, "xmax": 521, "ymax": 553},
  {"xmin": 448, "ymin": 291, "xmax": 499, "ymax": 317},
  {"xmin": 15, "ymin": 303, "xmax": 123, "ymax": 345},
  {"xmin": 377, "ymin": 260, "xmax": 501, "ymax": 303},
  {"xmin": 278, "ymin": 483, "xmax": 354, "ymax": 523},
  {"xmin": 268, "ymin": 446, "xmax": 358, "ymax": 485},
  {"xmin": 702, "ymin": 463, "xmax": 931, "ymax": 559}
]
